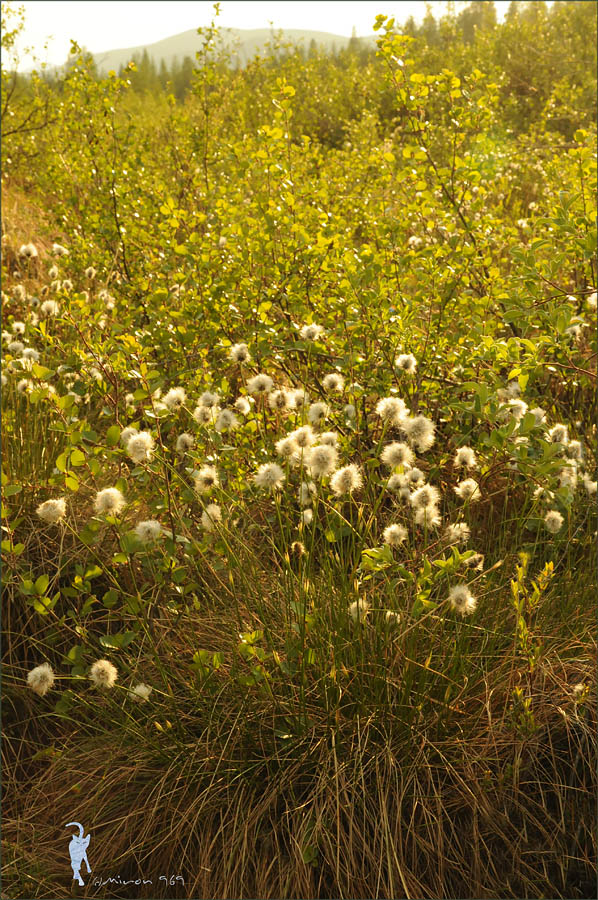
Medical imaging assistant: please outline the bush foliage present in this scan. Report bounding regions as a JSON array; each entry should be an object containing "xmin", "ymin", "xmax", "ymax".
[{"xmin": 1, "ymin": 3, "xmax": 596, "ymax": 898}]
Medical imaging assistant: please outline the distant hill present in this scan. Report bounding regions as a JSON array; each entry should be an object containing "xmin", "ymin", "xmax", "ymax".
[{"xmin": 92, "ymin": 27, "xmax": 376, "ymax": 73}]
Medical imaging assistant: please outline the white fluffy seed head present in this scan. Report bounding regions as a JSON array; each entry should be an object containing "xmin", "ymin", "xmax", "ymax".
[
  {"xmin": 268, "ymin": 389, "xmax": 290, "ymax": 411},
  {"xmin": 40, "ymin": 299, "xmax": 59, "ymax": 317},
  {"xmin": 381, "ymin": 442, "xmax": 414, "ymax": 468},
  {"xmin": 376, "ymin": 396, "xmax": 408, "ymax": 426},
  {"xmin": 194, "ymin": 465, "xmax": 219, "ymax": 493},
  {"xmin": 198, "ymin": 390, "xmax": 219, "ymax": 408},
  {"xmin": 247, "ymin": 374, "xmax": 273, "ymax": 395},
  {"xmin": 308, "ymin": 402, "xmax": 330, "ymax": 425},
  {"xmin": 131, "ymin": 683, "xmax": 152, "ymax": 701},
  {"xmin": 193, "ymin": 405, "xmax": 219, "ymax": 425},
  {"xmin": 548, "ymin": 424, "xmax": 569, "ymax": 445},
  {"xmin": 322, "ymin": 373, "xmax": 344, "ymax": 392},
  {"xmin": 414, "ymin": 505, "xmax": 441, "ymax": 528},
  {"xmin": 319, "ymin": 431, "xmax": 339, "ymax": 448},
  {"xmin": 27, "ymin": 662, "xmax": 55, "ymax": 696},
  {"xmin": 403, "ymin": 415, "xmax": 436, "ymax": 453},
  {"xmin": 544, "ymin": 509, "xmax": 564, "ymax": 533},
  {"xmin": 454, "ymin": 478, "xmax": 481, "ymax": 502},
  {"xmin": 395, "ymin": 353, "xmax": 417, "ymax": 374},
  {"xmin": 254, "ymin": 462, "xmax": 285, "ymax": 491},
  {"xmin": 444, "ymin": 522, "xmax": 471, "ymax": 545},
  {"xmin": 135, "ymin": 520, "xmax": 162, "ymax": 542},
  {"xmin": 215, "ymin": 409, "xmax": 238, "ymax": 432},
  {"xmin": 36, "ymin": 497, "xmax": 66, "ymax": 524},
  {"xmin": 299, "ymin": 323, "xmax": 323, "ymax": 341},
  {"xmin": 299, "ymin": 481, "xmax": 316, "ymax": 506},
  {"xmin": 89, "ymin": 659, "xmax": 118, "ymax": 688},
  {"xmin": 94, "ymin": 487, "xmax": 126, "ymax": 516},
  {"xmin": 291, "ymin": 425, "xmax": 315, "ymax": 449},
  {"xmin": 348, "ymin": 598, "xmax": 369, "ymax": 622},
  {"xmin": 383, "ymin": 524, "xmax": 408, "ymax": 547},
  {"xmin": 201, "ymin": 503, "xmax": 222, "ymax": 532},
  {"xmin": 275, "ymin": 436, "xmax": 299, "ymax": 460},
  {"xmin": 234, "ymin": 396, "xmax": 251, "ymax": 415},
  {"xmin": 330, "ymin": 464, "xmax": 363, "ymax": 497},
  {"xmin": 454, "ymin": 446, "xmax": 477, "ymax": 469},
  {"xmin": 300, "ymin": 508, "xmax": 313, "ymax": 526},
  {"xmin": 410, "ymin": 484, "xmax": 440, "ymax": 509},
  {"xmin": 163, "ymin": 387, "xmax": 187, "ymax": 411},
  {"xmin": 307, "ymin": 445, "xmax": 338, "ymax": 478},
  {"xmin": 176, "ymin": 432, "xmax": 194, "ymax": 454},
  {"xmin": 230, "ymin": 342, "xmax": 250, "ymax": 363},
  {"xmin": 127, "ymin": 431, "xmax": 155, "ymax": 464},
  {"xmin": 448, "ymin": 584, "xmax": 477, "ymax": 616}
]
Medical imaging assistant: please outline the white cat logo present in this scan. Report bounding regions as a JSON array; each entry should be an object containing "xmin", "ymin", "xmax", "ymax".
[{"xmin": 65, "ymin": 822, "xmax": 91, "ymax": 886}]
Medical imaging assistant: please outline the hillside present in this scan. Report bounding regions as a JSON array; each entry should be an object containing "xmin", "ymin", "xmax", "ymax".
[{"xmin": 92, "ymin": 26, "xmax": 375, "ymax": 72}]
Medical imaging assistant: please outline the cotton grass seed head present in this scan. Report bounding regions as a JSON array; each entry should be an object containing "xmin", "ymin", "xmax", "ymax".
[
  {"xmin": 194, "ymin": 465, "xmax": 219, "ymax": 493},
  {"xmin": 268, "ymin": 389, "xmax": 290, "ymax": 411},
  {"xmin": 135, "ymin": 520, "xmax": 162, "ymax": 543},
  {"xmin": 414, "ymin": 505, "xmax": 441, "ymax": 528},
  {"xmin": 322, "ymin": 373, "xmax": 344, "ymax": 392},
  {"xmin": 548, "ymin": 424, "xmax": 569, "ymax": 445},
  {"xmin": 319, "ymin": 431, "xmax": 339, "ymax": 448},
  {"xmin": 307, "ymin": 444, "xmax": 338, "ymax": 478},
  {"xmin": 330, "ymin": 464, "xmax": 363, "ymax": 497},
  {"xmin": 403, "ymin": 415, "xmax": 436, "ymax": 453},
  {"xmin": 199, "ymin": 390, "xmax": 220, "ymax": 408},
  {"xmin": 11, "ymin": 321, "xmax": 26, "ymax": 335},
  {"xmin": 291, "ymin": 425, "xmax": 315, "ymax": 449},
  {"xmin": 201, "ymin": 503, "xmax": 222, "ymax": 532},
  {"xmin": 94, "ymin": 487, "xmax": 126, "ymax": 516},
  {"xmin": 383, "ymin": 524, "xmax": 408, "ymax": 547},
  {"xmin": 52, "ymin": 242, "xmax": 69, "ymax": 256},
  {"xmin": 193, "ymin": 405, "xmax": 219, "ymax": 425},
  {"xmin": 40, "ymin": 299, "xmax": 59, "ymax": 317},
  {"xmin": 454, "ymin": 446, "xmax": 477, "ymax": 469},
  {"xmin": 448, "ymin": 584, "xmax": 477, "ymax": 617},
  {"xmin": 299, "ymin": 323, "xmax": 323, "ymax": 341},
  {"xmin": 176, "ymin": 432, "xmax": 194, "ymax": 454},
  {"xmin": 444, "ymin": 522, "xmax": 471, "ymax": 545},
  {"xmin": 215, "ymin": 409, "xmax": 238, "ymax": 432},
  {"xmin": 18, "ymin": 242, "xmax": 38, "ymax": 259},
  {"xmin": 27, "ymin": 662, "xmax": 55, "ymax": 696},
  {"xmin": 234, "ymin": 396, "xmax": 251, "ymax": 415},
  {"xmin": 348, "ymin": 597, "xmax": 369, "ymax": 623},
  {"xmin": 395, "ymin": 353, "xmax": 417, "ymax": 374},
  {"xmin": 230, "ymin": 342, "xmax": 250, "ymax": 363},
  {"xmin": 299, "ymin": 481, "xmax": 316, "ymax": 506},
  {"xmin": 308, "ymin": 401, "xmax": 330, "ymax": 425},
  {"xmin": 127, "ymin": 431, "xmax": 154, "ymax": 464},
  {"xmin": 300, "ymin": 508, "xmax": 313, "ymax": 526},
  {"xmin": 544, "ymin": 509, "xmax": 564, "ymax": 533},
  {"xmin": 454, "ymin": 478, "xmax": 481, "ymax": 502},
  {"xmin": 376, "ymin": 396, "xmax": 408, "ymax": 426},
  {"xmin": 254, "ymin": 462, "xmax": 285, "ymax": 491},
  {"xmin": 36, "ymin": 497, "xmax": 66, "ymax": 524},
  {"xmin": 89, "ymin": 658, "xmax": 118, "ymax": 688},
  {"xmin": 381, "ymin": 442, "xmax": 414, "ymax": 468},
  {"xmin": 410, "ymin": 484, "xmax": 440, "ymax": 510},
  {"xmin": 131, "ymin": 683, "xmax": 152, "ymax": 701},
  {"xmin": 247, "ymin": 374, "xmax": 273, "ymax": 395},
  {"xmin": 163, "ymin": 387, "xmax": 186, "ymax": 411},
  {"xmin": 275, "ymin": 436, "xmax": 299, "ymax": 460}
]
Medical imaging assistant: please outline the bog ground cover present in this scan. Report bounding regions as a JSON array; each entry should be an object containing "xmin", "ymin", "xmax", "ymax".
[{"xmin": 1, "ymin": 3, "xmax": 597, "ymax": 898}]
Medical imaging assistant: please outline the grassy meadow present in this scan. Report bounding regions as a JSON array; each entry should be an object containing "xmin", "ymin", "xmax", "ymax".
[{"xmin": 1, "ymin": 3, "xmax": 597, "ymax": 898}]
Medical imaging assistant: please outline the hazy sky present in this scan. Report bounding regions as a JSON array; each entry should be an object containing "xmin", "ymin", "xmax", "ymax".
[{"xmin": 12, "ymin": 1, "xmax": 519, "ymax": 68}]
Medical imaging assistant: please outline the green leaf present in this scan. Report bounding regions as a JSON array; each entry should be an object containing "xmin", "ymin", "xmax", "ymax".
[
  {"xmin": 70, "ymin": 448, "xmax": 86, "ymax": 467},
  {"xmin": 106, "ymin": 425, "xmax": 120, "ymax": 447}
]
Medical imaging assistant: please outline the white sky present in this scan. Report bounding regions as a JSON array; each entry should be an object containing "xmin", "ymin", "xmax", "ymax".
[{"xmin": 11, "ymin": 1, "xmax": 519, "ymax": 69}]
